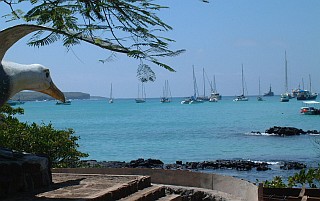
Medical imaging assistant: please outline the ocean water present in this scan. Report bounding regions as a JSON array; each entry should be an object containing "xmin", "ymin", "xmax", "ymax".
[{"xmin": 15, "ymin": 96, "xmax": 320, "ymax": 182}]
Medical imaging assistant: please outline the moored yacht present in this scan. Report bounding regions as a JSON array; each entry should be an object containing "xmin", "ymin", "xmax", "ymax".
[{"xmin": 233, "ymin": 64, "xmax": 248, "ymax": 101}]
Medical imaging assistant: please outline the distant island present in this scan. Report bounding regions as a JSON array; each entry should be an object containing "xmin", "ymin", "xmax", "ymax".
[{"xmin": 11, "ymin": 91, "xmax": 102, "ymax": 101}]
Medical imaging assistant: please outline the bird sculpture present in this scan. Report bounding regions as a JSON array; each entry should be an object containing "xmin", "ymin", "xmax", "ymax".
[
  {"xmin": 0, "ymin": 24, "xmax": 130, "ymax": 107},
  {"xmin": 0, "ymin": 25, "xmax": 66, "ymax": 107}
]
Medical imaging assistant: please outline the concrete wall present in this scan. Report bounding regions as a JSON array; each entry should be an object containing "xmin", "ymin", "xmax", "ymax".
[{"xmin": 53, "ymin": 168, "xmax": 258, "ymax": 201}]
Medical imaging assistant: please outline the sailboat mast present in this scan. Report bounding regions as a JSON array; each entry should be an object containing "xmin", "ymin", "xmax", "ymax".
[
  {"xmin": 110, "ymin": 83, "xmax": 112, "ymax": 99},
  {"xmin": 241, "ymin": 64, "xmax": 244, "ymax": 96},
  {"xmin": 192, "ymin": 65, "xmax": 197, "ymax": 98},
  {"xmin": 309, "ymin": 74, "xmax": 312, "ymax": 92},
  {"xmin": 258, "ymin": 77, "xmax": 261, "ymax": 96},
  {"xmin": 142, "ymin": 82, "xmax": 146, "ymax": 99},
  {"xmin": 285, "ymin": 51, "xmax": 288, "ymax": 92},
  {"xmin": 203, "ymin": 68, "xmax": 205, "ymax": 97},
  {"xmin": 213, "ymin": 75, "xmax": 216, "ymax": 93}
]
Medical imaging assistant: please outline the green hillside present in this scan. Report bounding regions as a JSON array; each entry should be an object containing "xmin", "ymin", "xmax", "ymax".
[{"xmin": 11, "ymin": 91, "xmax": 91, "ymax": 101}]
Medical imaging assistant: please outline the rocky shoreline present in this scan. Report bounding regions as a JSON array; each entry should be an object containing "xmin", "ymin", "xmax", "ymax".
[
  {"xmin": 251, "ymin": 126, "xmax": 320, "ymax": 136},
  {"xmin": 81, "ymin": 158, "xmax": 307, "ymax": 172}
]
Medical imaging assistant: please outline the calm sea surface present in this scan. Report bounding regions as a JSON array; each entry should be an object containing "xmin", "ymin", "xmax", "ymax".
[{"xmin": 15, "ymin": 96, "xmax": 320, "ymax": 182}]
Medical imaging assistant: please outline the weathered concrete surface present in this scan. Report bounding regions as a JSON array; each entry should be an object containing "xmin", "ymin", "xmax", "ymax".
[
  {"xmin": 2, "ymin": 173, "xmax": 151, "ymax": 201},
  {"xmin": 164, "ymin": 184, "xmax": 242, "ymax": 201},
  {"xmin": 53, "ymin": 168, "xmax": 258, "ymax": 201}
]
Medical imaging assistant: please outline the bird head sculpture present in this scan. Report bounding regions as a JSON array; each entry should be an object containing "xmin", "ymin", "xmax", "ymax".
[
  {"xmin": 0, "ymin": 24, "xmax": 131, "ymax": 108},
  {"xmin": 0, "ymin": 25, "xmax": 66, "ymax": 107},
  {"xmin": 1, "ymin": 61, "xmax": 65, "ymax": 107}
]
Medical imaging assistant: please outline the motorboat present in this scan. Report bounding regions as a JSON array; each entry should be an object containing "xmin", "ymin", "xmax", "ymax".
[
  {"xmin": 234, "ymin": 94, "xmax": 248, "ymax": 102},
  {"xmin": 300, "ymin": 101, "xmax": 320, "ymax": 115},
  {"xmin": 280, "ymin": 93, "xmax": 290, "ymax": 102}
]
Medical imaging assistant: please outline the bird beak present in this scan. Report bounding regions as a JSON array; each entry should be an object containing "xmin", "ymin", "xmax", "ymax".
[{"xmin": 39, "ymin": 82, "xmax": 65, "ymax": 102}]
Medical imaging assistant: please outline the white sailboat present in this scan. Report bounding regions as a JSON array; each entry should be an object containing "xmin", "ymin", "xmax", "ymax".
[
  {"xmin": 135, "ymin": 82, "xmax": 146, "ymax": 103},
  {"xmin": 209, "ymin": 75, "xmax": 221, "ymax": 102},
  {"xmin": 109, "ymin": 83, "xmax": 113, "ymax": 103},
  {"xmin": 197, "ymin": 68, "xmax": 209, "ymax": 101},
  {"xmin": 257, "ymin": 77, "xmax": 264, "ymax": 101},
  {"xmin": 160, "ymin": 80, "xmax": 172, "ymax": 103},
  {"xmin": 233, "ymin": 64, "xmax": 248, "ymax": 101},
  {"xmin": 181, "ymin": 65, "xmax": 203, "ymax": 104},
  {"xmin": 280, "ymin": 51, "xmax": 290, "ymax": 102}
]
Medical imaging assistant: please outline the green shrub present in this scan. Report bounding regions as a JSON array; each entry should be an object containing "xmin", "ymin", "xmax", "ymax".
[
  {"xmin": 261, "ymin": 167, "xmax": 320, "ymax": 188},
  {"xmin": 0, "ymin": 104, "xmax": 88, "ymax": 168}
]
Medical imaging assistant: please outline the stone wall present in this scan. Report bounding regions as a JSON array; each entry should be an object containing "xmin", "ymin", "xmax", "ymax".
[{"xmin": 0, "ymin": 148, "xmax": 52, "ymax": 199}]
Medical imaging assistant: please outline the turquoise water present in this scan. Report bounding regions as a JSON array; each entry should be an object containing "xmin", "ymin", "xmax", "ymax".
[{"xmin": 15, "ymin": 96, "xmax": 320, "ymax": 182}]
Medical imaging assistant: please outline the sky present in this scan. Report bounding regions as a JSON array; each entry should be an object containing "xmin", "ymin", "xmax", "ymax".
[{"xmin": 1, "ymin": 0, "xmax": 320, "ymax": 98}]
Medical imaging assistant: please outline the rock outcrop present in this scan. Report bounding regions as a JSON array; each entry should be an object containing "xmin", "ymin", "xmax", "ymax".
[{"xmin": 251, "ymin": 126, "xmax": 320, "ymax": 136}]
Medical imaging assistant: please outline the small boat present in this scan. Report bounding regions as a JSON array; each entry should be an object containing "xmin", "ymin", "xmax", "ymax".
[
  {"xmin": 181, "ymin": 97, "xmax": 192, "ymax": 104},
  {"xmin": 233, "ymin": 64, "xmax": 248, "ymax": 101},
  {"xmin": 135, "ymin": 82, "xmax": 146, "ymax": 103},
  {"xmin": 280, "ymin": 93, "xmax": 290, "ymax": 102},
  {"xmin": 181, "ymin": 96, "xmax": 203, "ymax": 104},
  {"xmin": 181, "ymin": 66, "xmax": 203, "ymax": 104},
  {"xmin": 160, "ymin": 80, "xmax": 172, "ymax": 103},
  {"xmin": 263, "ymin": 84, "xmax": 274, "ymax": 96},
  {"xmin": 109, "ymin": 83, "xmax": 114, "ymax": 103},
  {"xmin": 234, "ymin": 94, "xmax": 248, "ymax": 102},
  {"xmin": 300, "ymin": 101, "xmax": 320, "ymax": 115},
  {"xmin": 209, "ymin": 96, "xmax": 218, "ymax": 102},
  {"xmin": 56, "ymin": 100, "xmax": 71, "ymax": 105}
]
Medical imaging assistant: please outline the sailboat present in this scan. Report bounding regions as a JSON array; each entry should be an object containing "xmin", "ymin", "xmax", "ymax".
[
  {"xmin": 197, "ymin": 68, "xmax": 209, "ymax": 101},
  {"xmin": 257, "ymin": 77, "xmax": 264, "ymax": 101},
  {"xmin": 209, "ymin": 75, "xmax": 221, "ymax": 102},
  {"xmin": 108, "ymin": 83, "xmax": 113, "ymax": 103},
  {"xmin": 233, "ymin": 64, "xmax": 248, "ymax": 101},
  {"xmin": 181, "ymin": 66, "xmax": 203, "ymax": 104},
  {"xmin": 280, "ymin": 51, "xmax": 290, "ymax": 102},
  {"xmin": 135, "ymin": 82, "xmax": 146, "ymax": 103},
  {"xmin": 296, "ymin": 74, "xmax": 318, "ymax": 100},
  {"xmin": 160, "ymin": 80, "xmax": 172, "ymax": 103}
]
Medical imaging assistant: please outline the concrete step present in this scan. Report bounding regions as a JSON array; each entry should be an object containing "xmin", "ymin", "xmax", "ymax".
[
  {"xmin": 157, "ymin": 194, "xmax": 182, "ymax": 201},
  {"xmin": 119, "ymin": 185, "xmax": 166, "ymax": 201}
]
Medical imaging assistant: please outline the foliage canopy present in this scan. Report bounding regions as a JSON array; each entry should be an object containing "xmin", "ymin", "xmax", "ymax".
[{"xmin": 2, "ymin": 0, "xmax": 208, "ymax": 81}]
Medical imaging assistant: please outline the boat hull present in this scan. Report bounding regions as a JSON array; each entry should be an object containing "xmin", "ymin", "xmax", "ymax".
[{"xmin": 135, "ymin": 99, "xmax": 146, "ymax": 103}]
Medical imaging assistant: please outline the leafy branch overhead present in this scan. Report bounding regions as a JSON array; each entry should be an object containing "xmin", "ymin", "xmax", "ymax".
[{"xmin": 1, "ymin": 0, "xmax": 211, "ymax": 80}]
